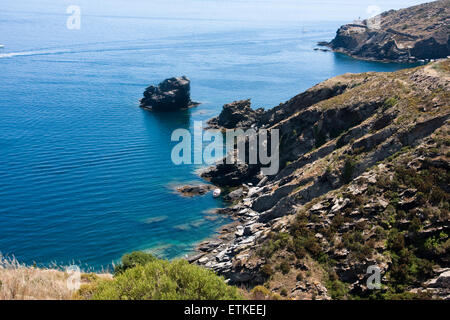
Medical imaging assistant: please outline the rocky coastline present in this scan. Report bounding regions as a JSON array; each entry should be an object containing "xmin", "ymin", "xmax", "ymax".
[
  {"xmin": 187, "ymin": 59, "xmax": 450, "ymax": 299},
  {"xmin": 320, "ymin": 0, "xmax": 449, "ymax": 63}
]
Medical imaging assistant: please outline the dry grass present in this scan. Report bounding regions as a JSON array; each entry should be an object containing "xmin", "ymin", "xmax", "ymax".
[{"xmin": 0, "ymin": 255, "xmax": 75, "ymax": 300}]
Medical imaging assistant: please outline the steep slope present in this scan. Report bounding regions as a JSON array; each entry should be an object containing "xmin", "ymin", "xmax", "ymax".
[
  {"xmin": 321, "ymin": 0, "xmax": 449, "ymax": 62},
  {"xmin": 193, "ymin": 59, "xmax": 450, "ymax": 299}
]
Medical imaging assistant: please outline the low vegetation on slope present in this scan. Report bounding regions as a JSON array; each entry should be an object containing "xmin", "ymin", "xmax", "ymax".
[
  {"xmin": 256, "ymin": 133, "xmax": 449, "ymax": 299},
  {"xmin": 77, "ymin": 252, "xmax": 242, "ymax": 300},
  {"xmin": 253, "ymin": 61, "xmax": 450, "ymax": 299},
  {"xmin": 0, "ymin": 252, "xmax": 242, "ymax": 300},
  {"xmin": 0, "ymin": 256, "xmax": 75, "ymax": 300}
]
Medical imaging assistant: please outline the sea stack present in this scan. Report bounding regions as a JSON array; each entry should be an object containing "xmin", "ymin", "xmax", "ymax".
[{"xmin": 140, "ymin": 76, "xmax": 199, "ymax": 111}]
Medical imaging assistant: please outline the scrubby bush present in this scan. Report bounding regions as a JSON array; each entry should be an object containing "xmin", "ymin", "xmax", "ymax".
[
  {"xmin": 249, "ymin": 285, "xmax": 282, "ymax": 300},
  {"xmin": 114, "ymin": 251, "xmax": 157, "ymax": 274},
  {"xmin": 342, "ymin": 156, "xmax": 356, "ymax": 183},
  {"xmin": 257, "ymin": 232, "xmax": 290, "ymax": 259},
  {"xmin": 326, "ymin": 278, "xmax": 349, "ymax": 300},
  {"xmin": 291, "ymin": 216, "xmax": 322, "ymax": 258},
  {"xmin": 260, "ymin": 264, "xmax": 274, "ymax": 278},
  {"xmin": 91, "ymin": 257, "xmax": 242, "ymax": 300},
  {"xmin": 250, "ymin": 285, "xmax": 271, "ymax": 300},
  {"xmin": 279, "ymin": 261, "xmax": 291, "ymax": 275},
  {"xmin": 383, "ymin": 97, "xmax": 398, "ymax": 110}
]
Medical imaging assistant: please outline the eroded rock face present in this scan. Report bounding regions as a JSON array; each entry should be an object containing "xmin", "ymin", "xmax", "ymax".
[
  {"xmin": 140, "ymin": 76, "xmax": 198, "ymax": 111},
  {"xmin": 323, "ymin": 0, "xmax": 450, "ymax": 62}
]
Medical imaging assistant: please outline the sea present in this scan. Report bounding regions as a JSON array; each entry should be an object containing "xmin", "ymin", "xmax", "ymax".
[{"xmin": 0, "ymin": 0, "xmax": 423, "ymax": 271}]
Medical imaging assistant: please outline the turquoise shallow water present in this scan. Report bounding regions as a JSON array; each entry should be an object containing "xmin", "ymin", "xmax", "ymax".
[{"xmin": 0, "ymin": 0, "xmax": 420, "ymax": 270}]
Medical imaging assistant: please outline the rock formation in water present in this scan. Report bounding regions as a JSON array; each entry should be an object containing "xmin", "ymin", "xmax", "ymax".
[
  {"xmin": 140, "ymin": 76, "xmax": 199, "ymax": 111},
  {"xmin": 176, "ymin": 184, "xmax": 215, "ymax": 197},
  {"xmin": 192, "ymin": 59, "xmax": 450, "ymax": 300},
  {"xmin": 321, "ymin": 0, "xmax": 449, "ymax": 63}
]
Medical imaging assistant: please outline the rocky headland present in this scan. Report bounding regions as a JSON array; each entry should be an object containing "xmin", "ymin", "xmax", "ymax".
[
  {"xmin": 140, "ymin": 76, "xmax": 199, "ymax": 111},
  {"xmin": 320, "ymin": 0, "xmax": 449, "ymax": 63},
  {"xmin": 190, "ymin": 59, "xmax": 450, "ymax": 300}
]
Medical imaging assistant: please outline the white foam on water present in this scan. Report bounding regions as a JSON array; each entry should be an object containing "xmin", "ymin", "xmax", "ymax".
[{"xmin": 0, "ymin": 49, "xmax": 72, "ymax": 58}]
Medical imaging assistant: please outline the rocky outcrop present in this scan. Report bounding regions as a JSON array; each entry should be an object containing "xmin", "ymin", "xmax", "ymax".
[
  {"xmin": 176, "ymin": 184, "xmax": 215, "ymax": 197},
  {"xmin": 140, "ymin": 76, "xmax": 199, "ymax": 111},
  {"xmin": 190, "ymin": 59, "xmax": 450, "ymax": 299},
  {"xmin": 201, "ymin": 161, "xmax": 261, "ymax": 187},
  {"xmin": 206, "ymin": 99, "xmax": 264, "ymax": 130},
  {"xmin": 322, "ymin": 0, "xmax": 450, "ymax": 62},
  {"xmin": 421, "ymin": 269, "xmax": 450, "ymax": 299}
]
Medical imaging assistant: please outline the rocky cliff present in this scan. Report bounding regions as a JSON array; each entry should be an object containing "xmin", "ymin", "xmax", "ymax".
[
  {"xmin": 322, "ymin": 0, "xmax": 449, "ymax": 63},
  {"xmin": 192, "ymin": 59, "xmax": 450, "ymax": 300}
]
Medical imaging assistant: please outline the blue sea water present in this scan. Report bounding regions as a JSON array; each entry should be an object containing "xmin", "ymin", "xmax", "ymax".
[{"xmin": 0, "ymin": 0, "xmax": 421, "ymax": 270}]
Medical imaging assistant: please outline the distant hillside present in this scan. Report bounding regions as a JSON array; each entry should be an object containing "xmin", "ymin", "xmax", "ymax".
[{"xmin": 322, "ymin": 0, "xmax": 449, "ymax": 62}]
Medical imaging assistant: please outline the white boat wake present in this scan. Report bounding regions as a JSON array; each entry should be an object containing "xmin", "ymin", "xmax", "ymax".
[{"xmin": 0, "ymin": 49, "xmax": 72, "ymax": 58}]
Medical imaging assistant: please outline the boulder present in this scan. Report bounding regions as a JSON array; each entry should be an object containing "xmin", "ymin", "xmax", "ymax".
[
  {"xmin": 140, "ymin": 76, "xmax": 199, "ymax": 111},
  {"xmin": 223, "ymin": 188, "xmax": 244, "ymax": 202}
]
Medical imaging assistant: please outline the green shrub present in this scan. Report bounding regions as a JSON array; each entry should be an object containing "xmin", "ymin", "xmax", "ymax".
[
  {"xmin": 279, "ymin": 261, "xmax": 290, "ymax": 275},
  {"xmin": 342, "ymin": 230, "xmax": 373, "ymax": 261},
  {"xmin": 342, "ymin": 156, "xmax": 356, "ymax": 183},
  {"xmin": 114, "ymin": 251, "xmax": 157, "ymax": 274},
  {"xmin": 326, "ymin": 278, "xmax": 349, "ymax": 300},
  {"xmin": 260, "ymin": 264, "xmax": 274, "ymax": 278},
  {"xmin": 250, "ymin": 286, "xmax": 271, "ymax": 300},
  {"xmin": 291, "ymin": 217, "xmax": 322, "ymax": 258},
  {"xmin": 257, "ymin": 232, "xmax": 291, "ymax": 259},
  {"xmin": 387, "ymin": 229, "xmax": 405, "ymax": 252},
  {"xmin": 383, "ymin": 97, "xmax": 398, "ymax": 110},
  {"xmin": 92, "ymin": 259, "xmax": 242, "ymax": 300}
]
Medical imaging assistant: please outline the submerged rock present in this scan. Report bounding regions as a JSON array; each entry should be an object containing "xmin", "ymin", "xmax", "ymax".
[
  {"xmin": 176, "ymin": 184, "xmax": 215, "ymax": 197},
  {"xmin": 140, "ymin": 76, "xmax": 199, "ymax": 111}
]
